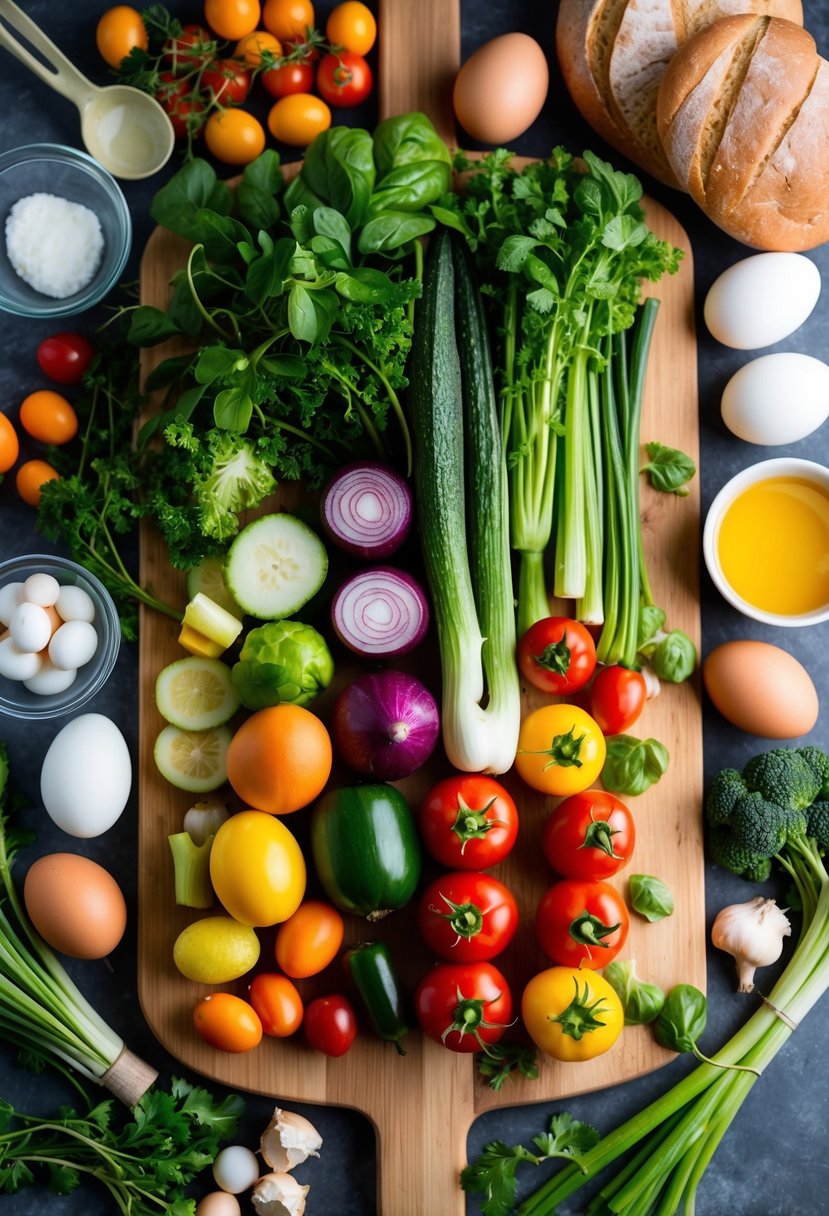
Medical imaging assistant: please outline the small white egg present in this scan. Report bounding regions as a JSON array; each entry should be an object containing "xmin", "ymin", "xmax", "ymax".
[
  {"xmin": 0, "ymin": 582, "xmax": 25, "ymax": 626},
  {"xmin": 41, "ymin": 714, "xmax": 132, "ymax": 838},
  {"xmin": 24, "ymin": 659, "xmax": 77, "ymax": 696},
  {"xmin": 0, "ymin": 637, "xmax": 43, "ymax": 681},
  {"xmin": 49, "ymin": 620, "xmax": 98, "ymax": 670},
  {"xmin": 212, "ymin": 1145, "xmax": 261, "ymax": 1194},
  {"xmin": 705, "ymin": 253, "xmax": 821, "ymax": 349},
  {"xmin": 55, "ymin": 585, "xmax": 96, "ymax": 623},
  {"xmin": 23, "ymin": 573, "xmax": 60, "ymax": 607},
  {"xmin": 721, "ymin": 352, "xmax": 829, "ymax": 446},
  {"xmin": 196, "ymin": 1193, "xmax": 242, "ymax": 1216},
  {"xmin": 9, "ymin": 603, "xmax": 52, "ymax": 654}
]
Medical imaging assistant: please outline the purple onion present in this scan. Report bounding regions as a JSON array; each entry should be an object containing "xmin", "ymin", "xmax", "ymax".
[
  {"xmin": 333, "ymin": 670, "xmax": 440, "ymax": 780},
  {"xmin": 321, "ymin": 462, "xmax": 412, "ymax": 559},
  {"xmin": 331, "ymin": 566, "xmax": 429, "ymax": 658}
]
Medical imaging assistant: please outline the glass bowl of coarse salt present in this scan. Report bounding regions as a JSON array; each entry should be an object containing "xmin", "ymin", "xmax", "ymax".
[{"xmin": 0, "ymin": 144, "xmax": 131, "ymax": 319}]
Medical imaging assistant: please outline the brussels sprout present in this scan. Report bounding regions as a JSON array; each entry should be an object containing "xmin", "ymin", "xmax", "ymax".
[
  {"xmin": 232, "ymin": 620, "xmax": 334, "ymax": 710},
  {"xmin": 603, "ymin": 960, "xmax": 665, "ymax": 1026}
]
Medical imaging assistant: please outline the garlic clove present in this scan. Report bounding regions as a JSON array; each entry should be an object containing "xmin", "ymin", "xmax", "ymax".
[
  {"xmin": 183, "ymin": 797, "xmax": 230, "ymax": 845},
  {"xmin": 260, "ymin": 1107, "xmax": 323, "ymax": 1172},
  {"xmin": 252, "ymin": 1172, "xmax": 310, "ymax": 1216}
]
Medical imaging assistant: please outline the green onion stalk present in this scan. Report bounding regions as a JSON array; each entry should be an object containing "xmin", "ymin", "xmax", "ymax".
[{"xmin": 517, "ymin": 833, "xmax": 829, "ymax": 1216}]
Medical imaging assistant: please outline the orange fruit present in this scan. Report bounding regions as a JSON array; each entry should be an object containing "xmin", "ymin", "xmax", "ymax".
[{"xmin": 226, "ymin": 704, "xmax": 332, "ymax": 814}]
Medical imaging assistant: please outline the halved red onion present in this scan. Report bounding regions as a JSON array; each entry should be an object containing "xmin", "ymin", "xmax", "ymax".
[
  {"xmin": 331, "ymin": 567, "xmax": 429, "ymax": 657},
  {"xmin": 333, "ymin": 671, "xmax": 440, "ymax": 780},
  {"xmin": 321, "ymin": 462, "xmax": 412, "ymax": 559}
]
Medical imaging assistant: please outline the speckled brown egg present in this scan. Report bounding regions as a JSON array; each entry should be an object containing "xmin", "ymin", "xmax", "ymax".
[
  {"xmin": 23, "ymin": 852, "xmax": 127, "ymax": 959},
  {"xmin": 453, "ymin": 33, "xmax": 549, "ymax": 145},
  {"xmin": 703, "ymin": 641, "xmax": 819, "ymax": 739}
]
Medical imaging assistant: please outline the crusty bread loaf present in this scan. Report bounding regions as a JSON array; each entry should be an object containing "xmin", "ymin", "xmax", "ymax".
[
  {"xmin": 556, "ymin": 0, "xmax": 803, "ymax": 187},
  {"xmin": 657, "ymin": 16, "xmax": 829, "ymax": 250}
]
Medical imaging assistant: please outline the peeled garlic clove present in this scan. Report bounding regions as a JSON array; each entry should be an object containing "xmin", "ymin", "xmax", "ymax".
[
  {"xmin": 252, "ymin": 1172, "xmax": 309, "ymax": 1216},
  {"xmin": 260, "ymin": 1107, "xmax": 322, "ymax": 1172},
  {"xmin": 184, "ymin": 797, "xmax": 230, "ymax": 845}
]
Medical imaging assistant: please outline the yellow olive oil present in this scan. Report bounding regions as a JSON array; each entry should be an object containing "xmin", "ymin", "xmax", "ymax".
[{"xmin": 717, "ymin": 476, "xmax": 829, "ymax": 615}]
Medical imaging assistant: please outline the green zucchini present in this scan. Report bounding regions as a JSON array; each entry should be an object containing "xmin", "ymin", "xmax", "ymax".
[
  {"xmin": 344, "ymin": 940, "xmax": 410, "ymax": 1055},
  {"xmin": 310, "ymin": 784, "xmax": 421, "ymax": 919}
]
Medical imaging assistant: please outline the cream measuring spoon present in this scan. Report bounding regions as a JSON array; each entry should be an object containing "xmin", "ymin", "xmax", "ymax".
[{"xmin": 0, "ymin": 0, "xmax": 174, "ymax": 180}]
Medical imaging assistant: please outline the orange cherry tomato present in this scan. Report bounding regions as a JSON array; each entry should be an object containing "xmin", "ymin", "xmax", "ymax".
[
  {"xmin": 275, "ymin": 900, "xmax": 344, "ymax": 978},
  {"xmin": 16, "ymin": 460, "xmax": 59, "ymax": 508},
  {"xmin": 248, "ymin": 972, "xmax": 304, "ymax": 1036},
  {"xmin": 234, "ymin": 29, "xmax": 282, "ymax": 66},
  {"xmin": 0, "ymin": 414, "xmax": 19, "ymax": 474},
  {"xmin": 193, "ymin": 992, "xmax": 263, "ymax": 1052},
  {"xmin": 262, "ymin": 0, "xmax": 314, "ymax": 41},
  {"xmin": 96, "ymin": 6, "xmax": 148, "ymax": 68},
  {"xmin": 204, "ymin": 108, "xmax": 266, "ymax": 164},
  {"xmin": 267, "ymin": 93, "xmax": 331, "ymax": 146},
  {"xmin": 19, "ymin": 390, "xmax": 78, "ymax": 446},
  {"xmin": 203, "ymin": 0, "xmax": 261, "ymax": 41},
  {"xmin": 326, "ymin": 2, "xmax": 376, "ymax": 56}
]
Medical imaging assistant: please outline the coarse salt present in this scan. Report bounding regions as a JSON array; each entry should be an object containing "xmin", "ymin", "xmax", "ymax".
[{"xmin": 5, "ymin": 192, "xmax": 104, "ymax": 299}]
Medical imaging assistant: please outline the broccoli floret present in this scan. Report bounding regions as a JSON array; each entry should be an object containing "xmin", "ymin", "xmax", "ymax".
[
  {"xmin": 705, "ymin": 769, "xmax": 748, "ymax": 827},
  {"xmin": 707, "ymin": 827, "xmax": 773, "ymax": 884},
  {"xmin": 797, "ymin": 746, "xmax": 829, "ymax": 799},
  {"xmin": 805, "ymin": 801, "xmax": 829, "ymax": 853},
  {"xmin": 742, "ymin": 749, "xmax": 820, "ymax": 812}
]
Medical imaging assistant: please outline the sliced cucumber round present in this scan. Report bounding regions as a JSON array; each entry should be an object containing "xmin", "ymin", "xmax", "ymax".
[
  {"xmin": 186, "ymin": 556, "xmax": 240, "ymax": 617},
  {"xmin": 155, "ymin": 657, "xmax": 240, "ymax": 731},
  {"xmin": 225, "ymin": 513, "xmax": 328, "ymax": 620},
  {"xmin": 154, "ymin": 724, "xmax": 231, "ymax": 793}
]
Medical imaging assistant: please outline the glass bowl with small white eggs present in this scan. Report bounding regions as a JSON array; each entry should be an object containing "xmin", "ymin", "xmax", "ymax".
[{"xmin": 0, "ymin": 554, "xmax": 120, "ymax": 720}]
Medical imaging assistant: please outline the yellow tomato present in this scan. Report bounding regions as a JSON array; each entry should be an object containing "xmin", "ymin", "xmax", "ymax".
[
  {"xmin": 204, "ymin": 108, "xmax": 266, "ymax": 164},
  {"xmin": 326, "ymin": 2, "xmax": 376, "ymax": 55},
  {"xmin": 262, "ymin": 0, "xmax": 314, "ymax": 41},
  {"xmin": 204, "ymin": 0, "xmax": 261, "ymax": 41},
  {"xmin": 267, "ymin": 93, "xmax": 330, "ymax": 146},
  {"xmin": 515, "ymin": 704, "xmax": 606, "ymax": 796},
  {"xmin": 521, "ymin": 967, "xmax": 623, "ymax": 1061},
  {"xmin": 234, "ymin": 29, "xmax": 282, "ymax": 65},
  {"xmin": 210, "ymin": 809, "xmax": 306, "ymax": 926},
  {"xmin": 96, "ymin": 6, "xmax": 148, "ymax": 68}
]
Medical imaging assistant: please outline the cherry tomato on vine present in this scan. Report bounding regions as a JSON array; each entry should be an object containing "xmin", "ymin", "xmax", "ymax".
[
  {"xmin": 535, "ymin": 879, "xmax": 629, "ymax": 969},
  {"xmin": 262, "ymin": 0, "xmax": 315, "ymax": 41},
  {"xmin": 515, "ymin": 704, "xmax": 606, "ymax": 796},
  {"xmin": 19, "ymin": 391, "xmax": 78, "ymax": 446},
  {"xmin": 267, "ymin": 93, "xmax": 331, "ymax": 145},
  {"xmin": 96, "ymin": 6, "xmax": 147, "ymax": 68},
  {"xmin": 542, "ymin": 790, "xmax": 635, "ymax": 880},
  {"xmin": 234, "ymin": 29, "xmax": 282, "ymax": 66},
  {"xmin": 275, "ymin": 900, "xmax": 344, "ymax": 978},
  {"xmin": 260, "ymin": 58, "xmax": 315, "ymax": 97},
  {"xmin": 326, "ymin": 2, "xmax": 376, "ymax": 56},
  {"xmin": 205, "ymin": 108, "xmax": 266, "ymax": 163},
  {"xmin": 316, "ymin": 51, "xmax": 373, "ymax": 107},
  {"xmin": 204, "ymin": 0, "xmax": 261, "ymax": 41},
  {"xmin": 415, "ymin": 961, "xmax": 512, "ymax": 1053},
  {"xmin": 517, "ymin": 616, "xmax": 597, "ymax": 695},
  {"xmin": 522, "ymin": 966, "xmax": 623, "ymax": 1061},
  {"xmin": 417, "ymin": 872, "xmax": 518, "ymax": 963},
  {"xmin": 192, "ymin": 991, "xmax": 263, "ymax": 1052},
  {"xmin": 16, "ymin": 460, "xmax": 59, "ymax": 508},
  {"xmin": 590, "ymin": 665, "xmax": 647, "ymax": 735},
  {"xmin": 248, "ymin": 973, "xmax": 304, "ymax": 1037},
  {"xmin": 200, "ymin": 59, "xmax": 252, "ymax": 104},
  {"xmin": 304, "ymin": 994, "xmax": 357, "ymax": 1056},
  {"xmin": 419, "ymin": 775, "xmax": 519, "ymax": 871},
  {"xmin": 163, "ymin": 23, "xmax": 214, "ymax": 72},
  {"xmin": 36, "ymin": 333, "xmax": 94, "ymax": 386},
  {"xmin": 0, "ymin": 414, "xmax": 19, "ymax": 474}
]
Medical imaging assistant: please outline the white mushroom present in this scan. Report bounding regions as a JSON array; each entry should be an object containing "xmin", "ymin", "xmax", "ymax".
[
  {"xmin": 251, "ymin": 1172, "xmax": 310, "ymax": 1216},
  {"xmin": 260, "ymin": 1107, "xmax": 322, "ymax": 1172}
]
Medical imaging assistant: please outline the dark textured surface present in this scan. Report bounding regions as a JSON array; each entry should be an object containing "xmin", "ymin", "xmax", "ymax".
[{"xmin": 1, "ymin": 2, "xmax": 829, "ymax": 1214}]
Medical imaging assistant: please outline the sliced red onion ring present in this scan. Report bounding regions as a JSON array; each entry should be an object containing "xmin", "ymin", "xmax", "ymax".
[
  {"xmin": 321, "ymin": 462, "xmax": 412, "ymax": 559},
  {"xmin": 331, "ymin": 566, "xmax": 429, "ymax": 657}
]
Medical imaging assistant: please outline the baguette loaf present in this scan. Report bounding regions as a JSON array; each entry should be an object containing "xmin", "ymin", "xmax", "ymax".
[
  {"xmin": 657, "ymin": 16, "xmax": 829, "ymax": 250},
  {"xmin": 556, "ymin": 0, "xmax": 803, "ymax": 187}
]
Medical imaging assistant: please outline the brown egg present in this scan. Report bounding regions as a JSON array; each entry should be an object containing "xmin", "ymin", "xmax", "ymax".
[
  {"xmin": 703, "ymin": 641, "xmax": 819, "ymax": 739},
  {"xmin": 453, "ymin": 33, "xmax": 549, "ymax": 145},
  {"xmin": 23, "ymin": 853, "xmax": 127, "ymax": 959}
]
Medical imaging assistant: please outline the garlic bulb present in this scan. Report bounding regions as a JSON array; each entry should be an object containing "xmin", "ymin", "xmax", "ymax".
[
  {"xmin": 183, "ymin": 797, "xmax": 229, "ymax": 845},
  {"xmin": 711, "ymin": 896, "xmax": 791, "ymax": 992},
  {"xmin": 260, "ymin": 1108, "xmax": 322, "ymax": 1171},
  {"xmin": 252, "ymin": 1173, "xmax": 309, "ymax": 1216}
]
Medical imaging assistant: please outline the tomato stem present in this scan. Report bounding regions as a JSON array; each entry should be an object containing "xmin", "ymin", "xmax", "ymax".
[
  {"xmin": 433, "ymin": 895, "xmax": 484, "ymax": 942},
  {"xmin": 568, "ymin": 909, "xmax": 621, "ymax": 948},
  {"xmin": 520, "ymin": 726, "xmax": 587, "ymax": 770},
  {"xmin": 580, "ymin": 817, "xmax": 622, "ymax": 859},
  {"xmin": 534, "ymin": 639, "xmax": 571, "ymax": 676},
  {"xmin": 451, "ymin": 795, "xmax": 500, "ymax": 851},
  {"xmin": 550, "ymin": 978, "xmax": 610, "ymax": 1041}
]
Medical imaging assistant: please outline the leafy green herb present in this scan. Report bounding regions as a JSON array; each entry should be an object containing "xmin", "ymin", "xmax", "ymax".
[
  {"xmin": 655, "ymin": 985, "xmax": 708, "ymax": 1055},
  {"xmin": 603, "ymin": 959, "xmax": 665, "ymax": 1025},
  {"xmin": 629, "ymin": 874, "xmax": 675, "ymax": 922},
  {"xmin": 601, "ymin": 734, "xmax": 669, "ymax": 796},
  {"xmin": 476, "ymin": 1042, "xmax": 539, "ymax": 1092},
  {"xmin": 642, "ymin": 441, "xmax": 696, "ymax": 496},
  {"xmin": 652, "ymin": 628, "xmax": 697, "ymax": 683}
]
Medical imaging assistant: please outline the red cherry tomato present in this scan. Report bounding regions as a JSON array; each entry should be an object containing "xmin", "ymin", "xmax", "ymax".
[
  {"xmin": 248, "ymin": 972, "xmax": 304, "ymax": 1037},
  {"xmin": 417, "ymin": 872, "xmax": 518, "ymax": 963},
  {"xmin": 303, "ymin": 994, "xmax": 357, "ymax": 1057},
  {"xmin": 589, "ymin": 665, "xmax": 647, "ymax": 735},
  {"xmin": 36, "ymin": 333, "xmax": 94, "ymax": 385},
  {"xmin": 156, "ymin": 73, "xmax": 206, "ymax": 139},
  {"xmin": 535, "ymin": 879, "xmax": 629, "ymax": 970},
  {"xmin": 316, "ymin": 51, "xmax": 373, "ymax": 108},
  {"xmin": 542, "ymin": 790, "xmax": 636, "ymax": 880},
  {"xmin": 419, "ymin": 775, "xmax": 518, "ymax": 870},
  {"xmin": 414, "ymin": 962, "xmax": 512, "ymax": 1053},
  {"xmin": 201, "ymin": 59, "xmax": 252, "ymax": 104},
  {"xmin": 260, "ymin": 57, "xmax": 315, "ymax": 97},
  {"xmin": 517, "ymin": 617, "xmax": 597, "ymax": 695},
  {"xmin": 163, "ymin": 23, "xmax": 214, "ymax": 72}
]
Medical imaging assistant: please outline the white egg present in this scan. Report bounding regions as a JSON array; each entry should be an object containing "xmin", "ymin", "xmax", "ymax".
[
  {"xmin": 705, "ymin": 253, "xmax": 820, "ymax": 349},
  {"xmin": 196, "ymin": 1194, "xmax": 242, "ymax": 1216},
  {"xmin": 23, "ymin": 573, "xmax": 60, "ymax": 607},
  {"xmin": 0, "ymin": 582, "xmax": 25, "ymax": 626},
  {"xmin": 212, "ymin": 1145, "xmax": 260, "ymax": 1194},
  {"xmin": 55, "ymin": 585, "xmax": 96, "ymax": 623},
  {"xmin": 41, "ymin": 714, "xmax": 132, "ymax": 838},
  {"xmin": 24, "ymin": 659, "xmax": 77, "ymax": 696},
  {"xmin": 721, "ymin": 353, "xmax": 829, "ymax": 446},
  {"xmin": 0, "ymin": 637, "xmax": 42, "ymax": 681},
  {"xmin": 48, "ymin": 620, "xmax": 98, "ymax": 670},
  {"xmin": 9, "ymin": 602, "xmax": 53, "ymax": 653}
]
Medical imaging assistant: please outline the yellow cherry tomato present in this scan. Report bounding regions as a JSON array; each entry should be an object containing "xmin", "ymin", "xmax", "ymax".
[
  {"xmin": 0, "ymin": 413, "xmax": 19, "ymax": 474},
  {"xmin": 16, "ymin": 460, "xmax": 59, "ymax": 508},
  {"xmin": 204, "ymin": 0, "xmax": 261, "ymax": 41},
  {"xmin": 204, "ymin": 108, "xmax": 266, "ymax": 164},
  {"xmin": 267, "ymin": 93, "xmax": 330, "ymax": 146},
  {"xmin": 96, "ymin": 6, "xmax": 148, "ymax": 68},
  {"xmin": 515, "ymin": 703, "xmax": 606, "ymax": 796},
  {"xmin": 521, "ymin": 966, "xmax": 623, "ymax": 1061},
  {"xmin": 326, "ymin": 1, "xmax": 376, "ymax": 56},
  {"xmin": 19, "ymin": 390, "xmax": 78, "ymax": 445},
  {"xmin": 262, "ymin": 0, "xmax": 314, "ymax": 41},
  {"xmin": 234, "ymin": 29, "xmax": 282, "ymax": 66},
  {"xmin": 209, "ymin": 809, "xmax": 306, "ymax": 927}
]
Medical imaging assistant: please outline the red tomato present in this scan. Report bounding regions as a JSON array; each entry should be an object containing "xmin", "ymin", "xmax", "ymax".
[
  {"xmin": 419, "ymin": 776, "xmax": 518, "ymax": 871},
  {"xmin": 304, "ymin": 994, "xmax": 357, "ymax": 1056},
  {"xmin": 248, "ymin": 972, "xmax": 304, "ymax": 1036},
  {"xmin": 517, "ymin": 617, "xmax": 597, "ymax": 695},
  {"xmin": 156, "ymin": 74, "xmax": 206, "ymax": 139},
  {"xmin": 260, "ymin": 58, "xmax": 315, "ymax": 97},
  {"xmin": 542, "ymin": 790, "xmax": 636, "ymax": 880},
  {"xmin": 535, "ymin": 879, "xmax": 629, "ymax": 970},
  {"xmin": 192, "ymin": 992, "xmax": 263, "ymax": 1052},
  {"xmin": 201, "ymin": 59, "xmax": 252, "ymax": 104},
  {"xmin": 414, "ymin": 962, "xmax": 512, "ymax": 1053},
  {"xmin": 417, "ymin": 872, "xmax": 518, "ymax": 963},
  {"xmin": 316, "ymin": 51, "xmax": 373, "ymax": 108},
  {"xmin": 36, "ymin": 333, "xmax": 94, "ymax": 385},
  {"xmin": 590, "ymin": 666, "xmax": 647, "ymax": 735},
  {"xmin": 163, "ymin": 23, "xmax": 214, "ymax": 72}
]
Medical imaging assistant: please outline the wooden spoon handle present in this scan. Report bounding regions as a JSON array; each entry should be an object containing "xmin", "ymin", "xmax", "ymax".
[{"xmin": 377, "ymin": 0, "xmax": 460, "ymax": 145}]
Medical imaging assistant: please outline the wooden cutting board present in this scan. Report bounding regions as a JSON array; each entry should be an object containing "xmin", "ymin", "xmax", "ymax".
[{"xmin": 137, "ymin": 3, "xmax": 703, "ymax": 1211}]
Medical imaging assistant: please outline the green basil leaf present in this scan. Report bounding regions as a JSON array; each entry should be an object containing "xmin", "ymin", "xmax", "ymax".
[
  {"xmin": 429, "ymin": 204, "xmax": 474, "ymax": 238},
  {"xmin": 194, "ymin": 346, "xmax": 246, "ymax": 385},
  {"xmin": 149, "ymin": 159, "xmax": 231, "ymax": 238},
  {"xmin": 369, "ymin": 160, "xmax": 452, "ymax": 215},
  {"xmin": 194, "ymin": 210, "xmax": 250, "ymax": 263},
  {"xmin": 373, "ymin": 112, "xmax": 451, "ymax": 178},
  {"xmin": 245, "ymin": 236, "xmax": 294, "ymax": 304},
  {"xmin": 642, "ymin": 441, "xmax": 696, "ymax": 496},
  {"xmin": 601, "ymin": 735, "xmax": 669, "ymax": 796},
  {"xmin": 298, "ymin": 126, "xmax": 375, "ymax": 227},
  {"xmin": 655, "ymin": 985, "xmax": 707, "ymax": 1055},
  {"xmin": 308, "ymin": 233, "xmax": 350, "ymax": 269},
  {"xmin": 357, "ymin": 210, "xmax": 435, "ymax": 255},
  {"xmin": 334, "ymin": 266, "xmax": 395, "ymax": 304},
  {"xmin": 629, "ymin": 874, "xmax": 675, "ymax": 922},
  {"xmin": 143, "ymin": 354, "xmax": 194, "ymax": 391},
  {"xmin": 312, "ymin": 207, "xmax": 352, "ymax": 263},
  {"xmin": 652, "ymin": 630, "xmax": 696, "ymax": 683},
  {"xmin": 235, "ymin": 180, "xmax": 280, "ymax": 230},
  {"xmin": 241, "ymin": 148, "xmax": 283, "ymax": 194},
  {"xmin": 213, "ymin": 387, "xmax": 253, "ymax": 432},
  {"xmin": 167, "ymin": 277, "xmax": 204, "ymax": 339},
  {"xmin": 287, "ymin": 285, "xmax": 337, "ymax": 344},
  {"xmin": 637, "ymin": 605, "xmax": 667, "ymax": 652},
  {"xmin": 127, "ymin": 306, "xmax": 180, "ymax": 346},
  {"xmin": 259, "ymin": 355, "xmax": 306, "ymax": 379}
]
